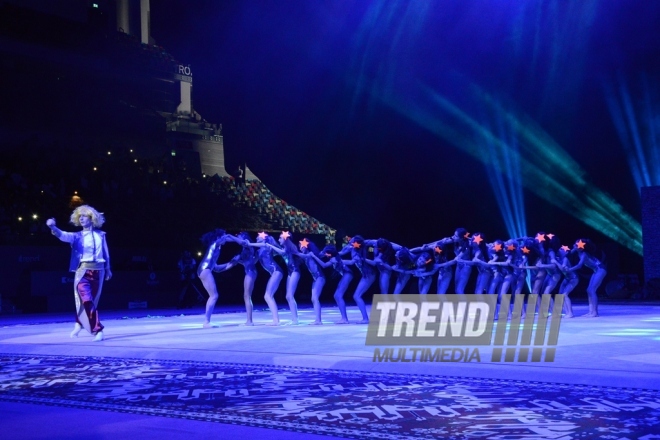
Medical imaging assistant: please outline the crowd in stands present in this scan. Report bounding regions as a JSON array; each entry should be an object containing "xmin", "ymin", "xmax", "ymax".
[
  {"xmin": 0, "ymin": 139, "xmax": 269, "ymax": 257},
  {"xmin": 0, "ymin": 137, "xmax": 335, "ymax": 260},
  {"xmin": 214, "ymin": 176, "xmax": 336, "ymax": 243}
]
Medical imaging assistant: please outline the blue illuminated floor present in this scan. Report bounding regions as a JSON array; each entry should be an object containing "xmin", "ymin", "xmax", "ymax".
[{"xmin": 1, "ymin": 303, "xmax": 659, "ymax": 439}]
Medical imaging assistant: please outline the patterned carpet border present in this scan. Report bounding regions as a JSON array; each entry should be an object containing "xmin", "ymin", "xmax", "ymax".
[{"xmin": 1, "ymin": 353, "xmax": 660, "ymax": 439}]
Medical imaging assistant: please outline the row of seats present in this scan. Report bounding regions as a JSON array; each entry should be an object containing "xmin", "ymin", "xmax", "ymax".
[{"xmin": 215, "ymin": 176, "xmax": 336, "ymax": 242}]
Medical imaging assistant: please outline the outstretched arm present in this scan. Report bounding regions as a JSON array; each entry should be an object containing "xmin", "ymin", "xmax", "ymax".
[
  {"xmin": 224, "ymin": 234, "xmax": 249, "ymax": 246},
  {"xmin": 309, "ymin": 253, "xmax": 333, "ymax": 268},
  {"xmin": 213, "ymin": 261, "xmax": 235, "ymax": 273},
  {"xmin": 46, "ymin": 218, "xmax": 75, "ymax": 243},
  {"xmin": 267, "ymin": 243, "xmax": 285, "ymax": 254},
  {"xmin": 566, "ymin": 252, "xmax": 586, "ymax": 272},
  {"xmin": 337, "ymin": 244, "xmax": 352, "ymax": 256}
]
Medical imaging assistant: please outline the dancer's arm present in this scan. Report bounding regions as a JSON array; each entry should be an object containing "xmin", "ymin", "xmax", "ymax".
[
  {"xmin": 213, "ymin": 261, "xmax": 235, "ymax": 273},
  {"xmin": 225, "ymin": 234, "xmax": 249, "ymax": 246},
  {"xmin": 438, "ymin": 260, "xmax": 457, "ymax": 269},
  {"xmin": 308, "ymin": 253, "xmax": 333, "ymax": 268},
  {"xmin": 337, "ymin": 244, "xmax": 352, "ymax": 256},
  {"xmin": 566, "ymin": 252, "xmax": 586, "ymax": 272},
  {"xmin": 46, "ymin": 218, "xmax": 75, "ymax": 243}
]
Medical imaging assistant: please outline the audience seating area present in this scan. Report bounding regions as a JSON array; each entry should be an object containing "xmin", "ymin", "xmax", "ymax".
[{"xmin": 215, "ymin": 176, "xmax": 336, "ymax": 243}]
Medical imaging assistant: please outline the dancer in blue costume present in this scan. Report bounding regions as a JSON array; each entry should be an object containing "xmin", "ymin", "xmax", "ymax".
[
  {"xmin": 249, "ymin": 232, "xmax": 286, "ymax": 325},
  {"xmin": 451, "ymin": 228, "xmax": 472, "ymax": 294},
  {"xmin": 470, "ymin": 233, "xmax": 493, "ymax": 294},
  {"xmin": 308, "ymin": 245, "xmax": 354, "ymax": 324},
  {"xmin": 541, "ymin": 233, "xmax": 562, "ymax": 295},
  {"xmin": 278, "ymin": 231, "xmax": 304, "ymax": 324},
  {"xmin": 299, "ymin": 238, "xmax": 326, "ymax": 324},
  {"xmin": 197, "ymin": 229, "xmax": 240, "ymax": 327},
  {"xmin": 365, "ymin": 238, "xmax": 401, "ymax": 295},
  {"xmin": 556, "ymin": 244, "xmax": 578, "ymax": 318},
  {"xmin": 485, "ymin": 239, "xmax": 507, "ymax": 295},
  {"xmin": 565, "ymin": 238, "xmax": 606, "ymax": 317},
  {"xmin": 339, "ymin": 235, "xmax": 375, "ymax": 323},
  {"xmin": 231, "ymin": 232, "xmax": 260, "ymax": 325},
  {"xmin": 412, "ymin": 251, "xmax": 436, "ymax": 294}
]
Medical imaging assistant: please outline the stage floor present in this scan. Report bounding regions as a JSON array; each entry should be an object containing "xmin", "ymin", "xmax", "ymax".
[{"xmin": 1, "ymin": 303, "xmax": 660, "ymax": 439}]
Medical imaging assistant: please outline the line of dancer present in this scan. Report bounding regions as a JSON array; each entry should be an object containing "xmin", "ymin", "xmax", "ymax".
[
  {"xmin": 200, "ymin": 227, "xmax": 607, "ymax": 326},
  {"xmin": 46, "ymin": 205, "xmax": 608, "ymax": 338}
]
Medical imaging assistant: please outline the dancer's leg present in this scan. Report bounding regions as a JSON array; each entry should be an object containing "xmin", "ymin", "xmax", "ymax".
[
  {"xmin": 437, "ymin": 271, "xmax": 452, "ymax": 294},
  {"xmin": 243, "ymin": 272, "xmax": 256, "ymax": 325},
  {"xmin": 455, "ymin": 265, "xmax": 472, "ymax": 294},
  {"xmin": 559, "ymin": 278, "xmax": 578, "ymax": 318},
  {"xmin": 199, "ymin": 269, "xmax": 218, "ymax": 327},
  {"xmin": 378, "ymin": 270, "xmax": 391, "ymax": 295},
  {"xmin": 418, "ymin": 277, "xmax": 432, "ymax": 295},
  {"xmin": 334, "ymin": 273, "xmax": 353, "ymax": 323},
  {"xmin": 311, "ymin": 278, "xmax": 326, "ymax": 324},
  {"xmin": 264, "ymin": 271, "xmax": 283, "ymax": 325},
  {"xmin": 394, "ymin": 273, "xmax": 411, "ymax": 295},
  {"xmin": 353, "ymin": 274, "xmax": 375, "ymax": 323},
  {"xmin": 285, "ymin": 271, "xmax": 301, "ymax": 324},
  {"xmin": 584, "ymin": 268, "xmax": 606, "ymax": 317}
]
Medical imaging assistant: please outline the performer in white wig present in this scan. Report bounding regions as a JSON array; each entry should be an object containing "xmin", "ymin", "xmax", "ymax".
[{"xmin": 46, "ymin": 205, "xmax": 112, "ymax": 342}]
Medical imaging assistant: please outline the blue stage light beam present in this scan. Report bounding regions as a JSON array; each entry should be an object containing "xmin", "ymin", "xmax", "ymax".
[
  {"xmin": 341, "ymin": 0, "xmax": 641, "ymax": 253},
  {"xmin": 604, "ymin": 74, "xmax": 660, "ymax": 189},
  {"xmin": 370, "ymin": 82, "xmax": 642, "ymax": 254},
  {"xmin": 482, "ymin": 118, "xmax": 527, "ymax": 240}
]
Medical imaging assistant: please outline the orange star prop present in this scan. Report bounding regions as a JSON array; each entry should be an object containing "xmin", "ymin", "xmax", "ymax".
[
  {"xmin": 561, "ymin": 245, "xmax": 570, "ymax": 252},
  {"xmin": 434, "ymin": 246, "xmax": 442, "ymax": 254},
  {"xmin": 535, "ymin": 233, "xmax": 545, "ymax": 242},
  {"xmin": 472, "ymin": 234, "xmax": 483, "ymax": 244},
  {"xmin": 352, "ymin": 241, "xmax": 361, "ymax": 249},
  {"xmin": 280, "ymin": 231, "xmax": 291, "ymax": 240},
  {"xmin": 299, "ymin": 238, "xmax": 309, "ymax": 249},
  {"xmin": 493, "ymin": 243, "xmax": 502, "ymax": 252},
  {"xmin": 425, "ymin": 259, "xmax": 432, "ymax": 265},
  {"xmin": 576, "ymin": 239, "xmax": 586, "ymax": 249},
  {"xmin": 546, "ymin": 233, "xmax": 555, "ymax": 240},
  {"xmin": 507, "ymin": 244, "xmax": 517, "ymax": 251},
  {"xmin": 521, "ymin": 246, "xmax": 530, "ymax": 254},
  {"xmin": 463, "ymin": 232, "xmax": 470, "ymax": 239},
  {"xmin": 257, "ymin": 231, "xmax": 268, "ymax": 240}
]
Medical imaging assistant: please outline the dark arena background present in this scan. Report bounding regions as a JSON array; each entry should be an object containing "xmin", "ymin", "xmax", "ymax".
[{"xmin": 1, "ymin": 1, "xmax": 660, "ymax": 439}]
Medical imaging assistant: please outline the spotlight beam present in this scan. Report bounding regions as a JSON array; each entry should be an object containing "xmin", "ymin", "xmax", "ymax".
[{"xmin": 375, "ymin": 82, "xmax": 641, "ymax": 254}]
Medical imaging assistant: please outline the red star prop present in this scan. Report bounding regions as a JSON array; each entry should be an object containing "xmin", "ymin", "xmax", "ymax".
[
  {"xmin": 280, "ymin": 231, "xmax": 291, "ymax": 240},
  {"xmin": 299, "ymin": 238, "xmax": 309, "ymax": 249},
  {"xmin": 535, "ymin": 233, "xmax": 545, "ymax": 242},
  {"xmin": 257, "ymin": 231, "xmax": 268, "ymax": 240},
  {"xmin": 425, "ymin": 259, "xmax": 432, "ymax": 264},
  {"xmin": 546, "ymin": 233, "xmax": 555, "ymax": 240},
  {"xmin": 434, "ymin": 246, "xmax": 442, "ymax": 254},
  {"xmin": 493, "ymin": 243, "xmax": 503, "ymax": 252},
  {"xmin": 352, "ymin": 241, "xmax": 361, "ymax": 249},
  {"xmin": 463, "ymin": 232, "xmax": 470, "ymax": 239},
  {"xmin": 521, "ymin": 246, "xmax": 530, "ymax": 254},
  {"xmin": 507, "ymin": 244, "xmax": 517, "ymax": 251},
  {"xmin": 472, "ymin": 234, "xmax": 483, "ymax": 245},
  {"xmin": 576, "ymin": 239, "xmax": 586, "ymax": 249},
  {"xmin": 561, "ymin": 245, "xmax": 570, "ymax": 252}
]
